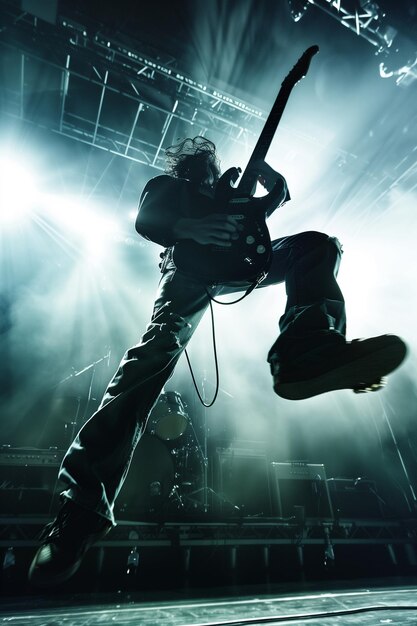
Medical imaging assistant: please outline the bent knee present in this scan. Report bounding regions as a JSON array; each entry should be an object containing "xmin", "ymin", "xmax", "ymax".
[
  {"xmin": 328, "ymin": 235, "xmax": 343, "ymax": 256},
  {"xmin": 299, "ymin": 231, "xmax": 343, "ymax": 256},
  {"xmin": 285, "ymin": 232, "xmax": 343, "ymax": 278}
]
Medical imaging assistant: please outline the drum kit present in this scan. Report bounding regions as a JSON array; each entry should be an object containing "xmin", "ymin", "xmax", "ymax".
[
  {"xmin": 55, "ymin": 353, "xmax": 229, "ymax": 519},
  {"xmin": 147, "ymin": 391, "xmax": 190, "ymax": 441},
  {"xmin": 117, "ymin": 391, "xmax": 210, "ymax": 520}
]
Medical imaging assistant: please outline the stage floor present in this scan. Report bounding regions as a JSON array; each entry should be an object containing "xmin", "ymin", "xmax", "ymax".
[{"xmin": 2, "ymin": 579, "xmax": 417, "ymax": 625}]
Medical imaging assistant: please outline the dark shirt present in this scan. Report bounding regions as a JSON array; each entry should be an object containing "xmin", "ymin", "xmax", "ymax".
[
  {"xmin": 135, "ymin": 175, "xmax": 214, "ymax": 248},
  {"xmin": 135, "ymin": 173, "xmax": 290, "ymax": 248}
]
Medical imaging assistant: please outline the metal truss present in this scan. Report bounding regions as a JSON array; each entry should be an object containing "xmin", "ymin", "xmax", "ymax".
[
  {"xmin": 1, "ymin": 3, "xmax": 416, "ymax": 227},
  {"xmin": 1, "ymin": 516, "xmax": 416, "ymax": 551},
  {"xmin": 1, "ymin": 2, "xmax": 414, "ymax": 193},
  {"xmin": 1, "ymin": 516, "xmax": 416, "ymax": 575},
  {"xmin": 288, "ymin": 0, "xmax": 417, "ymax": 86},
  {"xmin": 0, "ymin": 4, "xmax": 264, "ymax": 172},
  {"xmin": 291, "ymin": 0, "xmax": 396, "ymax": 51}
]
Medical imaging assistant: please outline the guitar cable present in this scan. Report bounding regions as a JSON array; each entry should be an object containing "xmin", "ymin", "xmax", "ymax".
[
  {"xmin": 184, "ymin": 297, "xmax": 219, "ymax": 408},
  {"xmin": 204, "ymin": 280, "xmax": 259, "ymax": 305},
  {"xmin": 184, "ymin": 279, "xmax": 259, "ymax": 408}
]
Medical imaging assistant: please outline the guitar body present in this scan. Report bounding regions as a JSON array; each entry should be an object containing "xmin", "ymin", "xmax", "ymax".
[
  {"xmin": 172, "ymin": 46, "xmax": 320, "ymax": 285},
  {"xmin": 173, "ymin": 167, "xmax": 275, "ymax": 283}
]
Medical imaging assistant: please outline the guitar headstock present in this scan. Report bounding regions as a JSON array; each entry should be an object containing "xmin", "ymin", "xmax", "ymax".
[{"xmin": 282, "ymin": 45, "xmax": 319, "ymax": 88}]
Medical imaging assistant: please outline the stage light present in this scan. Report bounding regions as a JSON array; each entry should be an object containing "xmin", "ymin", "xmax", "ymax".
[
  {"xmin": 287, "ymin": 0, "xmax": 310, "ymax": 23},
  {"xmin": 380, "ymin": 53, "xmax": 417, "ymax": 87},
  {"xmin": 83, "ymin": 214, "xmax": 121, "ymax": 262},
  {"xmin": 42, "ymin": 194, "xmax": 122, "ymax": 263},
  {"xmin": 0, "ymin": 156, "xmax": 38, "ymax": 225}
]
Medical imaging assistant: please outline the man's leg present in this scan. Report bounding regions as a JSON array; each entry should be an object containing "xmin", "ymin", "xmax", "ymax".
[
  {"xmin": 29, "ymin": 268, "xmax": 211, "ymax": 586},
  {"xmin": 259, "ymin": 231, "xmax": 406, "ymax": 400},
  {"xmin": 263, "ymin": 231, "xmax": 346, "ymax": 352}
]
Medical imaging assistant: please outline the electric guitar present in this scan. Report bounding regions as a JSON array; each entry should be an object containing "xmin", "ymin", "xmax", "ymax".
[{"xmin": 173, "ymin": 45, "xmax": 320, "ymax": 284}]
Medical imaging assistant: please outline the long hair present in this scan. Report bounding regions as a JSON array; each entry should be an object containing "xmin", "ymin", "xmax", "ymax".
[{"xmin": 164, "ymin": 136, "xmax": 221, "ymax": 184}]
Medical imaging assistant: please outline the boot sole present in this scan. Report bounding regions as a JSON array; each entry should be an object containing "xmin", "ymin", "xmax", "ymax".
[
  {"xmin": 28, "ymin": 526, "xmax": 111, "ymax": 588},
  {"xmin": 274, "ymin": 335, "xmax": 407, "ymax": 401},
  {"xmin": 28, "ymin": 557, "xmax": 83, "ymax": 588}
]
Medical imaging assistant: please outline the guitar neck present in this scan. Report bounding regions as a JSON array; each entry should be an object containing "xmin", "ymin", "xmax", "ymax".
[
  {"xmin": 236, "ymin": 46, "xmax": 319, "ymax": 197},
  {"xmin": 237, "ymin": 85, "xmax": 291, "ymax": 195}
]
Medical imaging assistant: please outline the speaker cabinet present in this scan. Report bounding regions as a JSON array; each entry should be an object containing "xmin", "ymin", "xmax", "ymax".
[
  {"xmin": 214, "ymin": 446, "xmax": 272, "ymax": 516},
  {"xmin": 0, "ymin": 447, "xmax": 64, "ymax": 514},
  {"xmin": 327, "ymin": 478, "xmax": 384, "ymax": 519},
  {"xmin": 271, "ymin": 462, "xmax": 333, "ymax": 519}
]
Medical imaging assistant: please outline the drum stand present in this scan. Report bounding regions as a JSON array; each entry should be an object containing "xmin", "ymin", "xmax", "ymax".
[
  {"xmin": 185, "ymin": 375, "xmax": 240, "ymax": 515},
  {"xmin": 144, "ymin": 382, "xmax": 238, "ymax": 517}
]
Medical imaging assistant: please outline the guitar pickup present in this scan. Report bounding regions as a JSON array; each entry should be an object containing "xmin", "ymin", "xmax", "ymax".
[{"xmin": 230, "ymin": 198, "xmax": 250, "ymax": 204}]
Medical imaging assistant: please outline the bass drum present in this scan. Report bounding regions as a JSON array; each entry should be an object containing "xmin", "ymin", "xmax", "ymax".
[
  {"xmin": 148, "ymin": 391, "xmax": 189, "ymax": 441},
  {"xmin": 116, "ymin": 434, "xmax": 174, "ymax": 520}
]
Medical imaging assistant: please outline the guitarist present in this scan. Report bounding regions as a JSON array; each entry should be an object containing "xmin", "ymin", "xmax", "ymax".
[{"xmin": 28, "ymin": 135, "xmax": 406, "ymax": 587}]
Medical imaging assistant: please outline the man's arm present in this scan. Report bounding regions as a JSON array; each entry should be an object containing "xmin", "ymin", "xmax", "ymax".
[
  {"xmin": 172, "ymin": 215, "xmax": 239, "ymax": 246},
  {"xmin": 135, "ymin": 175, "xmax": 182, "ymax": 247},
  {"xmin": 251, "ymin": 161, "xmax": 290, "ymax": 218},
  {"xmin": 136, "ymin": 175, "xmax": 239, "ymax": 248}
]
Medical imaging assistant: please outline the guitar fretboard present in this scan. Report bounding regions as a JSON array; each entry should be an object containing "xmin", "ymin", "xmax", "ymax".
[
  {"xmin": 237, "ymin": 86, "xmax": 292, "ymax": 196},
  {"xmin": 236, "ymin": 45, "xmax": 319, "ymax": 196}
]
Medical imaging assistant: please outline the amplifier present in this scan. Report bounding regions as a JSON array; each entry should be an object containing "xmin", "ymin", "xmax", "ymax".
[
  {"xmin": 214, "ymin": 446, "xmax": 272, "ymax": 516},
  {"xmin": 271, "ymin": 462, "xmax": 328, "ymax": 481},
  {"xmin": 0, "ymin": 447, "xmax": 64, "ymax": 514},
  {"xmin": 327, "ymin": 478, "xmax": 384, "ymax": 519},
  {"xmin": 271, "ymin": 462, "xmax": 333, "ymax": 519},
  {"xmin": 0, "ymin": 446, "xmax": 65, "ymax": 467}
]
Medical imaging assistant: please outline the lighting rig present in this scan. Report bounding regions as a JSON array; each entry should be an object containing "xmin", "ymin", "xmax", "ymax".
[
  {"xmin": 0, "ymin": 3, "xmax": 264, "ymax": 171},
  {"xmin": 288, "ymin": 0, "xmax": 417, "ymax": 86},
  {"xmin": 0, "ymin": 1, "xmax": 415, "ymax": 199}
]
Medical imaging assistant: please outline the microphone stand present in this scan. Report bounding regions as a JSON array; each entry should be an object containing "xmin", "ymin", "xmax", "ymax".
[
  {"xmin": 57, "ymin": 349, "xmax": 111, "ymax": 443},
  {"xmin": 48, "ymin": 349, "xmax": 110, "ymax": 515},
  {"xmin": 201, "ymin": 373, "xmax": 209, "ymax": 513},
  {"xmin": 378, "ymin": 396, "xmax": 417, "ymax": 515}
]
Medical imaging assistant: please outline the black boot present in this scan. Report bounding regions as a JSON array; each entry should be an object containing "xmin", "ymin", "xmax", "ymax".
[
  {"xmin": 268, "ymin": 334, "xmax": 407, "ymax": 400},
  {"xmin": 28, "ymin": 498, "xmax": 112, "ymax": 587}
]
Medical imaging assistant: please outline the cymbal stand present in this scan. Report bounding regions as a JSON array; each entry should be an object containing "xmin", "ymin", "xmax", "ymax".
[
  {"xmin": 186, "ymin": 373, "xmax": 238, "ymax": 514},
  {"xmin": 200, "ymin": 374, "xmax": 210, "ymax": 512}
]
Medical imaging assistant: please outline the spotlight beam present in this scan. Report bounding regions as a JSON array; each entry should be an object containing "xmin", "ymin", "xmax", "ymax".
[
  {"xmin": 124, "ymin": 102, "xmax": 143, "ymax": 156},
  {"xmin": 92, "ymin": 69, "xmax": 109, "ymax": 146},
  {"xmin": 152, "ymin": 100, "xmax": 178, "ymax": 166},
  {"xmin": 59, "ymin": 53, "xmax": 71, "ymax": 133}
]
